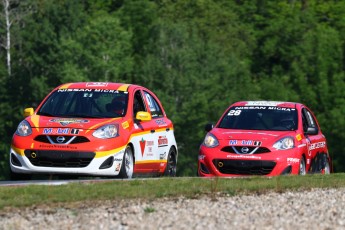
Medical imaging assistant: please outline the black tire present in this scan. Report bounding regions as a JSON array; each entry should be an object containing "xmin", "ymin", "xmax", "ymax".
[
  {"xmin": 118, "ymin": 145, "xmax": 134, "ymax": 179},
  {"xmin": 299, "ymin": 156, "xmax": 306, "ymax": 175},
  {"xmin": 164, "ymin": 147, "xmax": 177, "ymax": 177}
]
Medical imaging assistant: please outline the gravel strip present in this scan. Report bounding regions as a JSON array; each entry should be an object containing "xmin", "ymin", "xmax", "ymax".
[{"xmin": 0, "ymin": 188, "xmax": 344, "ymax": 230}]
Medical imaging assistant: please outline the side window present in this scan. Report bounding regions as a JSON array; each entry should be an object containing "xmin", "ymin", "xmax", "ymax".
[
  {"xmin": 144, "ymin": 91, "xmax": 164, "ymax": 118},
  {"xmin": 133, "ymin": 90, "xmax": 146, "ymax": 117},
  {"xmin": 302, "ymin": 108, "xmax": 318, "ymax": 133},
  {"xmin": 301, "ymin": 111, "xmax": 309, "ymax": 133}
]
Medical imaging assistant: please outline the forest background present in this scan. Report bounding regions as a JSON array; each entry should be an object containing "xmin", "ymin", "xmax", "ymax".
[{"xmin": 0, "ymin": 0, "xmax": 344, "ymax": 179}]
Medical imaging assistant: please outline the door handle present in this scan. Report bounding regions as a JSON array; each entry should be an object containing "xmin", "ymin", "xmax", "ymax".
[{"xmin": 151, "ymin": 129, "xmax": 155, "ymax": 133}]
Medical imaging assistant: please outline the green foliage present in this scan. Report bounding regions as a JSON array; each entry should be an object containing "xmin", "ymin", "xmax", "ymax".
[{"xmin": 0, "ymin": 0, "xmax": 345, "ymax": 178}]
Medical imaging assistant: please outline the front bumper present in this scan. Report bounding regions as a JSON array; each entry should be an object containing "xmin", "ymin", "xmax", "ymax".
[
  {"xmin": 198, "ymin": 145, "xmax": 301, "ymax": 177},
  {"xmin": 10, "ymin": 146, "xmax": 126, "ymax": 176}
]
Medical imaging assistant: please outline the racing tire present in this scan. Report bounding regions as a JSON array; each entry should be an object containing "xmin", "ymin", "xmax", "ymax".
[
  {"xmin": 299, "ymin": 156, "xmax": 306, "ymax": 175},
  {"xmin": 118, "ymin": 145, "xmax": 134, "ymax": 179},
  {"xmin": 164, "ymin": 147, "xmax": 177, "ymax": 177}
]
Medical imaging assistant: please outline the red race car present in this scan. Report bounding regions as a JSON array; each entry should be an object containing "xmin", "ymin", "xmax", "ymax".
[
  {"xmin": 198, "ymin": 101, "xmax": 331, "ymax": 177},
  {"xmin": 10, "ymin": 82, "xmax": 178, "ymax": 179}
]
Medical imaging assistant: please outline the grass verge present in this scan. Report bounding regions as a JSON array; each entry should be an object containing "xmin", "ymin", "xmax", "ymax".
[{"xmin": 0, "ymin": 173, "xmax": 344, "ymax": 210}]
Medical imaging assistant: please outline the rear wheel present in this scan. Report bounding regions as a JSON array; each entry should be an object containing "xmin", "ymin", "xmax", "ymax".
[
  {"xmin": 164, "ymin": 147, "xmax": 177, "ymax": 177},
  {"xmin": 299, "ymin": 156, "xmax": 306, "ymax": 175},
  {"xmin": 118, "ymin": 146, "xmax": 134, "ymax": 179}
]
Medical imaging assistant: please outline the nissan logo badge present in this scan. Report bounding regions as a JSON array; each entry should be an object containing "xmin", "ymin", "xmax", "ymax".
[
  {"xmin": 56, "ymin": 136, "xmax": 65, "ymax": 143},
  {"xmin": 241, "ymin": 147, "xmax": 249, "ymax": 154}
]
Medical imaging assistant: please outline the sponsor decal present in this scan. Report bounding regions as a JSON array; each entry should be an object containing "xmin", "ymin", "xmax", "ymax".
[
  {"xmin": 155, "ymin": 119, "xmax": 167, "ymax": 127},
  {"xmin": 58, "ymin": 88, "xmax": 93, "ymax": 92},
  {"xmin": 39, "ymin": 144, "xmax": 77, "ymax": 150},
  {"xmin": 229, "ymin": 140, "xmax": 261, "ymax": 146},
  {"xmin": 227, "ymin": 155, "xmax": 261, "ymax": 160},
  {"xmin": 287, "ymin": 158, "xmax": 300, "ymax": 164},
  {"xmin": 43, "ymin": 128, "xmax": 70, "ymax": 135},
  {"xmin": 234, "ymin": 106, "xmax": 295, "ymax": 111},
  {"xmin": 160, "ymin": 152, "xmax": 166, "ymax": 160},
  {"xmin": 122, "ymin": 121, "xmax": 129, "ymax": 129},
  {"xmin": 198, "ymin": 155, "xmax": 206, "ymax": 160},
  {"xmin": 114, "ymin": 158, "xmax": 122, "ymax": 162},
  {"xmin": 246, "ymin": 101, "xmax": 284, "ymax": 106},
  {"xmin": 86, "ymin": 82, "xmax": 108, "ymax": 87},
  {"xmin": 158, "ymin": 136, "xmax": 168, "ymax": 147},
  {"xmin": 139, "ymin": 138, "xmax": 154, "ymax": 156},
  {"xmin": 296, "ymin": 134, "xmax": 302, "ymax": 141},
  {"xmin": 139, "ymin": 138, "xmax": 146, "ymax": 156},
  {"xmin": 309, "ymin": 141, "xmax": 326, "ymax": 151},
  {"xmin": 71, "ymin": 129, "xmax": 81, "ymax": 135},
  {"xmin": 115, "ymin": 163, "xmax": 121, "ymax": 171},
  {"xmin": 50, "ymin": 118, "xmax": 89, "ymax": 126}
]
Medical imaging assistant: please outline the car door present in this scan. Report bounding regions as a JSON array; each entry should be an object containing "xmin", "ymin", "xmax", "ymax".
[
  {"xmin": 143, "ymin": 90, "xmax": 170, "ymax": 162},
  {"xmin": 131, "ymin": 89, "xmax": 159, "ymax": 173},
  {"xmin": 302, "ymin": 108, "xmax": 326, "ymax": 168}
]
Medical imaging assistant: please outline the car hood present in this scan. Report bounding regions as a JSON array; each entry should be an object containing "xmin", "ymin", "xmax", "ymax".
[
  {"xmin": 212, "ymin": 128, "xmax": 297, "ymax": 146},
  {"xmin": 26, "ymin": 115, "xmax": 122, "ymax": 130}
]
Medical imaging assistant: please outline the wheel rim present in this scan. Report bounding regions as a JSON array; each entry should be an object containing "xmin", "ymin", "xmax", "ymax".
[
  {"xmin": 125, "ymin": 148, "xmax": 134, "ymax": 178},
  {"xmin": 323, "ymin": 161, "xmax": 330, "ymax": 174},
  {"xmin": 299, "ymin": 158, "xmax": 306, "ymax": 175},
  {"xmin": 167, "ymin": 152, "xmax": 176, "ymax": 176}
]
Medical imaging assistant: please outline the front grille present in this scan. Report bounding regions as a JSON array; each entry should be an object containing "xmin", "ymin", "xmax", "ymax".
[
  {"xmin": 24, "ymin": 150, "xmax": 95, "ymax": 168},
  {"xmin": 221, "ymin": 146, "xmax": 271, "ymax": 154},
  {"xmin": 34, "ymin": 135, "xmax": 90, "ymax": 144},
  {"xmin": 213, "ymin": 159, "xmax": 276, "ymax": 175}
]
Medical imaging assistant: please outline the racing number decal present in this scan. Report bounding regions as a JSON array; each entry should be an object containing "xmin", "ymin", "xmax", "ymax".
[{"xmin": 228, "ymin": 110, "xmax": 241, "ymax": 116}]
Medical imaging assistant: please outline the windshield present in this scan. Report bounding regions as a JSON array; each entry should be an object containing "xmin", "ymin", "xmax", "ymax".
[
  {"xmin": 218, "ymin": 106, "xmax": 298, "ymax": 131},
  {"xmin": 37, "ymin": 89, "xmax": 128, "ymax": 118}
]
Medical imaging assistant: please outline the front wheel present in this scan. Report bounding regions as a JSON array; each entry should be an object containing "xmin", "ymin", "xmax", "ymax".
[
  {"xmin": 164, "ymin": 147, "xmax": 177, "ymax": 177},
  {"xmin": 322, "ymin": 160, "xmax": 331, "ymax": 174},
  {"xmin": 299, "ymin": 156, "xmax": 306, "ymax": 175},
  {"xmin": 118, "ymin": 146, "xmax": 134, "ymax": 179}
]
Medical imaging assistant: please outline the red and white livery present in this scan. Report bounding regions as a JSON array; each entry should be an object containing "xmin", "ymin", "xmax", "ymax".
[
  {"xmin": 10, "ymin": 82, "xmax": 178, "ymax": 179},
  {"xmin": 198, "ymin": 101, "xmax": 331, "ymax": 177}
]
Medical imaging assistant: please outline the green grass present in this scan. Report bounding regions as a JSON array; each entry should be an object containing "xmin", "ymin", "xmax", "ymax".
[{"xmin": 1, "ymin": 174, "xmax": 345, "ymax": 210}]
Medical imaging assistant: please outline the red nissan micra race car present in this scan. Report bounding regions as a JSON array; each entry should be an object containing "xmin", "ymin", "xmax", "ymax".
[
  {"xmin": 198, "ymin": 101, "xmax": 331, "ymax": 177},
  {"xmin": 10, "ymin": 82, "xmax": 178, "ymax": 179}
]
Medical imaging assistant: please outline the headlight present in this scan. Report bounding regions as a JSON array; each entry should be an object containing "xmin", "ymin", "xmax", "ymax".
[
  {"xmin": 273, "ymin": 137, "xmax": 294, "ymax": 150},
  {"xmin": 15, "ymin": 120, "xmax": 32, "ymax": 136},
  {"xmin": 203, "ymin": 133, "xmax": 219, "ymax": 148},
  {"xmin": 93, "ymin": 124, "xmax": 119, "ymax": 139}
]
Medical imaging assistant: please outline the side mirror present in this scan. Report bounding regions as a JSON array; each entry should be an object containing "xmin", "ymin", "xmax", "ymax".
[
  {"xmin": 205, "ymin": 123, "xmax": 214, "ymax": 132},
  {"xmin": 136, "ymin": 111, "xmax": 152, "ymax": 122},
  {"xmin": 305, "ymin": 127, "xmax": 318, "ymax": 135},
  {"xmin": 24, "ymin": 108, "xmax": 34, "ymax": 117}
]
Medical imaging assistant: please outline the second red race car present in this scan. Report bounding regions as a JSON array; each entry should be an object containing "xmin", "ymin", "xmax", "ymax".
[{"xmin": 198, "ymin": 101, "xmax": 331, "ymax": 177}]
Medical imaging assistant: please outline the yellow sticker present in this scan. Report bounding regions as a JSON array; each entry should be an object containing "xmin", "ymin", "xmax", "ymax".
[
  {"xmin": 122, "ymin": 121, "xmax": 129, "ymax": 129},
  {"xmin": 296, "ymin": 134, "xmax": 302, "ymax": 141}
]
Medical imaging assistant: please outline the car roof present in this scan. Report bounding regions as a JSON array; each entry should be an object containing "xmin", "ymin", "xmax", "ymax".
[
  {"xmin": 56, "ymin": 82, "xmax": 141, "ymax": 92},
  {"xmin": 231, "ymin": 101, "xmax": 301, "ymax": 108}
]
